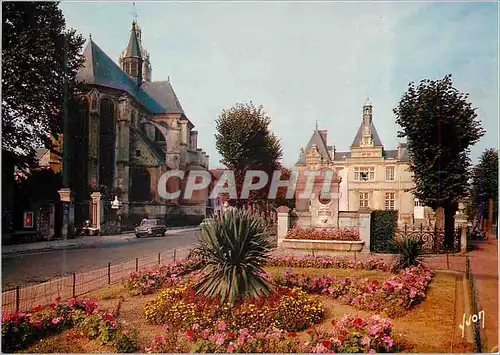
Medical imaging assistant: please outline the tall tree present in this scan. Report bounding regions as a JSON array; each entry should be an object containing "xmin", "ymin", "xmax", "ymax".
[
  {"xmin": 468, "ymin": 148, "xmax": 498, "ymax": 227},
  {"xmin": 394, "ymin": 74, "xmax": 484, "ymax": 248},
  {"xmin": 2, "ymin": 2, "xmax": 84, "ymax": 167},
  {"xmin": 2, "ymin": 2, "xmax": 84, "ymax": 233},
  {"xmin": 215, "ymin": 102, "xmax": 283, "ymax": 210}
]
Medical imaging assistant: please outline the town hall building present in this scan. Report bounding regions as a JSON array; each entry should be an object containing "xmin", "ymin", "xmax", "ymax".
[{"xmin": 296, "ymin": 99, "xmax": 431, "ymax": 227}]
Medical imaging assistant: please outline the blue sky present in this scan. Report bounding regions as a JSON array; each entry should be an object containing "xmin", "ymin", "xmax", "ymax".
[{"xmin": 60, "ymin": 1, "xmax": 498, "ymax": 168}]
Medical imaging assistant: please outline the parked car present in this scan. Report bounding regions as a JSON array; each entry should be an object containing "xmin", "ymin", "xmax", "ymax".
[{"xmin": 135, "ymin": 219, "xmax": 167, "ymax": 238}]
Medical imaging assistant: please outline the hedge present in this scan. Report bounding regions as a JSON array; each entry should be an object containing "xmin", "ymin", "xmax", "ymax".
[{"xmin": 370, "ymin": 210, "xmax": 398, "ymax": 252}]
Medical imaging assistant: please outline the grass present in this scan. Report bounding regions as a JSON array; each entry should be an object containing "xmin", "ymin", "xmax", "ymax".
[{"xmin": 20, "ymin": 268, "xmax": 474, "ymax": 353}]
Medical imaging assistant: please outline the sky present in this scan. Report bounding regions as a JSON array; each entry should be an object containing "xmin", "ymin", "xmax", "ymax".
[{"xmin": 60, "ymin": 1, "xmax": 499, "ymax": 168}]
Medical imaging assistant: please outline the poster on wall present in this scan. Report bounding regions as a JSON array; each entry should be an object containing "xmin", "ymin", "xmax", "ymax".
[{"xmin": 23, "ymin": 211, "xmax": 34, "ymax": 228}]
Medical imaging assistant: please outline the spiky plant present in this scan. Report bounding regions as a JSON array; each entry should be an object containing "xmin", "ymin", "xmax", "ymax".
[
  {"xmin": 389, "ymin": 235, "xmax": 424, "ymax": 272},
  {"xmin": 193, "ymin": 209, "xmax": 273, "ymax": 306}
]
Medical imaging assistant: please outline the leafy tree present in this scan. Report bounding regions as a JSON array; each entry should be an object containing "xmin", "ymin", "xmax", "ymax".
[
  {"xmin": 2, "ymin": 2, "xmax": 84, "ymax": 233},
  {"xmin": 193, "ymin": 209, "xmax": 273, "ymax": 305},
  {"xmin": 468, "ymin": 148, "xmax": 498, "ymax": 225},
  {"xmin": 215, "ymin": 102, "xmax": 283, "ymax": 210},
  {"xmin": 2, "ymin": 2, "xmax": 84, "ymax": 167},
  {"xmin": 394, "ymin": 74, "xmax": 484, "ymax": 248}
]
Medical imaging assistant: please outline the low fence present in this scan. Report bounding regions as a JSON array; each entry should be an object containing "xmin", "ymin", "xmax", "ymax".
[
  {"xmin": 3, "ymin": 247, "xmax": 469, "ymax": 316},
  {"xmin": 2, "ymin": 248, "xmax": 192, "ymax": 315}
]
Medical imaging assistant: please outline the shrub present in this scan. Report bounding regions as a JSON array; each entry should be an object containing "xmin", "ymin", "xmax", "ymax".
[
  {"xmin": 309, "ymin": 315, "xmax": 396, "ymax": 353},
  {"xmin": 274, "ymin": 288, "xmax": 324, "ymax": 332},
  {"xmin": 193, "ymin": 209, "xmax": 273, "ymax": 305},
  {"xmin": 370, "ymin": 210, "xmax": 399, "ymax": 252},
  {"xmin": 286, "ymin": 226, "xmax": 360, "ymax": 241},
  {"xmin": 389, "ymin": 235, "xmax": 424, "ymax": 272},
  {"xmin": 113, "ymin": 328, "xmax": 140, "ymax": 353},
  {"xmin": 266, "ymin": 255, "xmax": 390, "ymax": 271}
]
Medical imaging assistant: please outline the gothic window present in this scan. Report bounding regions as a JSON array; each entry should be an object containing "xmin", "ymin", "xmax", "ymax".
[
  {"xmin": 155, "ymin": 127, "xmax": 165, "ymax": 142},
  {"xmin": 99, "ymin": 98, "xmax": 116, "ymax": 195},
  {"xmin": 130, "ymin": 167, "xmax": 152, "ymax": 201}
]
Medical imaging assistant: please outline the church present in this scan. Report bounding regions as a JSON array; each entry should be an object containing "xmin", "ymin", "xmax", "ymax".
[{"xmin": 69, "ymin": 20, "xmax": 210, "ymax": 231}]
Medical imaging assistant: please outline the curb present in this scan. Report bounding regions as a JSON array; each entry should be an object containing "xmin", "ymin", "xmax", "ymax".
[{"xmin": 2, "ymin": 227, "xmax": 200, "ymax": 256}]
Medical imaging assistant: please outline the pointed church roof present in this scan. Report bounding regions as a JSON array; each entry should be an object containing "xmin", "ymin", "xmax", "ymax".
[
  {"xmin": 141, "ymin": 81, "xmax": 185, "ymax": 115},
  {"xmin": 296, "ymin": 129, "xmax": 332, "ymax": 165},
  {"xmin": 124, "ymin": 22, "xmax": 142, "ymax": 59},
  {"xmin": 350, "ymin": 121, "xmax": 383, "ymax": 147},
  {"xmin": 77, "ymin": 39, "xmax": 184, "ymax": 115}
]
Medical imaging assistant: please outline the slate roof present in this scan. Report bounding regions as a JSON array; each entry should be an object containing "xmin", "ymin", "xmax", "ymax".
[
  {"xmin": 350, "ymin": 122, "xmax": 383, "ymax": 147},
  {"xmin": 77, "ymin": 39, "xmax": 184, "ymax": 115},
  {"xmin": 141, "ymin": 81, "xmax": 185, "ymax": 115},
  {"xmin": 296, "ymin": 129, "xmax": 332, "ymax": 165},
  {"xmin": 124, "ymin": 23, "xmax": 142, "ymax": 59},
  {"xmin": 333, "ymin": 152, "xmax": 351, "ymax": 161}
]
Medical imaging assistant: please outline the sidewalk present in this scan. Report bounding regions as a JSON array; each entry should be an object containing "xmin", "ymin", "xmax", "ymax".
[
  {"xmin": 467, "ymin": 238, "xmax": 499, "ymax": 352},
  {"xmin": 1, "ymin": 226, "xmax": 200, "ymax": 256}
]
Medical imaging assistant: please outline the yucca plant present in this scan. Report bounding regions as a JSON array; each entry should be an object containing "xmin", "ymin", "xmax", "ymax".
[
  {"xmin": 193, "ymin": 209, "xmax": 273, "ymax": 306},
  {"xmin": 389, "ymin": 235, "xmax": 424, "ymax": 272}
]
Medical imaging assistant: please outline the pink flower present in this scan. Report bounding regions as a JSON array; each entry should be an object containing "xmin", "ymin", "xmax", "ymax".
[
  {"xmin": 162, "ymin": 324, "xmax": 169, "ymax": 332},
  {"xmin": 51, "ymin": 317, "xmax": 63, "ymax": 325},
  {"xmin": 215, "ymin": 333, "xmax": 225, "ymax": 347},
  {"xmin": 369, "ymin": 349, "xmax": 376, "ymax": 353},
  {"xmin": 201, "ymin": 328, "xmax": 210, "ymax": 340},
  {"xmin": 217, "ymin": 319, "xmax": 226, "ymax": 331},
  {"xmin": 227, "ymin": 342, "xmax": 234, "ymax": 353}
]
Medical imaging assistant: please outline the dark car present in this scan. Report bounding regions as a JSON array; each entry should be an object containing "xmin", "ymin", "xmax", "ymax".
[{"xmin": 135, "ymin": 219, "xmax": 167, "ymax": 238}]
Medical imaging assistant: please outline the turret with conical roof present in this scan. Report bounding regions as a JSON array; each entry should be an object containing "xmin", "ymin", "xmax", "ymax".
[{"xmin": 119, "ymin": 21, "xmax": 153, "ymax": 85}]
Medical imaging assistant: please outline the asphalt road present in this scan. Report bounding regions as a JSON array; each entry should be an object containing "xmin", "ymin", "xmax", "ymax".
[{"xmin": 1, "ymin": 229, "xmax": 201, "ymax": 290}]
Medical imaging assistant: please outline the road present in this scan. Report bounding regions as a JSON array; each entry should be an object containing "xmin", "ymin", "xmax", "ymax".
[{"xmin": 1, "ymin": 229, "xmax": 200, "ymax": 291}]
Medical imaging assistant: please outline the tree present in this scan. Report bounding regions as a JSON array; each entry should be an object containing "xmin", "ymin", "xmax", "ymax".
[
  {"xmin": 468, "ymin": 148, "xmax": 498, "ymax": 227},
  {"xmin": 2, "ymin": 2, "xmax": 84, "ymax": 234},
  {"xmin": 2, "ymin": 2, "xmax": 84, "ymax": 167},
  {"xmin": 394, "ymin": 74, "xmax": 484, "ymax": 249},
  {"xmin": 215, "ymin": 102, "xmax": 283, "ymax": 211}
]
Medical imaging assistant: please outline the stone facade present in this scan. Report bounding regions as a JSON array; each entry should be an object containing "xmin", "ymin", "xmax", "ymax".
[
  {"xmin": 296, "ymin": 99, "xmax": 432, "ymax": 227},
  {"xmin": 69, "ymin": 21, "xmax": 209, "ymax": 228}
]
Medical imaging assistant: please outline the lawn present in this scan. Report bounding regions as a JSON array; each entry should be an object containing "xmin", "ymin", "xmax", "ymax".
[{"xmin": 9, "ymin": 257, "xmax": 474, "ymax": 354}]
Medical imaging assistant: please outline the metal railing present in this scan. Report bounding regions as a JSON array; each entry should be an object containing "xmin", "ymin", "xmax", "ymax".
[{"xmin": 2, "ymin": 247, "xmax": 192, "ymax": 315}]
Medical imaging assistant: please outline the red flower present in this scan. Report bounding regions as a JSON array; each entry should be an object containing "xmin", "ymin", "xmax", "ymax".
[
  {"xmin": 49, "ymin": 302, "xmax": 56, "ymax": 309},
  {"xmin": 306, "ymin": 329, "xmax": 315, "ymax": 335},
  {"xmin": 55, "ymin": 296, "xmax": 61, "ymax": 303},
  {"xmin": 322, "ymin": 340, "xmax": 332, "ymax": 348},
  {"xmin": 185, "ymin": 329, "xmax": 195, "ymax": 339},
  {"xmin": 32, "ymin": 305, "xmax": 41, "ymax": 312},
  {"xmin": 288, "ymin": 332, "xmax": 297, "ymax": 337},
  {"xmin": 227, "ymin": 332, "xmax": 235, "ymax": 337},
  {"xmin": 354, "ymin": 317, "xmax": 363, "ymax": 327}
]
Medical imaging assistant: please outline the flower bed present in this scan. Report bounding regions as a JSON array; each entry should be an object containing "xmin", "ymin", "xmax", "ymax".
[
  {"xmin": 273, "ymin": 265, "xmax": 434, "ymax": 317},
  {"xmin": 143, "ymin": 285, "xmax": 324, "ymax": 333},
  {"xmin": 124, "ymin": 258, "xmax": 202, "ymax": 295},
  {"xmin": 266, "ymin": 255, "xmax": 390, "ymax": 271},
  {"xmin": 286, "ymin": 226, "xmax": 360, "ymax": 241},
  {"xmin": 1, "ymin": 297, "xmax": 139, "ymax": 353},
  {"xmin": 145, "ymin": 314, "xmax": 397, "ymax": 353}
]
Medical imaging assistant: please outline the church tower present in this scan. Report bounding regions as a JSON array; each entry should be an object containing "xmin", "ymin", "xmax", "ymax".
[{"xmin": 119, "ymin": 21, "xmax": 153, "ymax": 84}]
